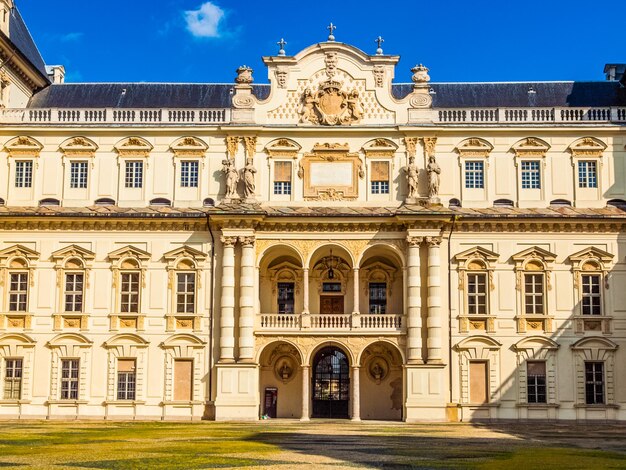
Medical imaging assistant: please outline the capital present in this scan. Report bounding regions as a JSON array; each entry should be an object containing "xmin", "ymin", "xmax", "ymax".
[
  {"xmin": 220, "ymin": 236, "xmax": 238, "ymax": 247},
  {"xmin": 406, "ymin": 236, "xmax": 423, "ymax": 247},
  {"xmin": 425, "ymin": 236, "xmax": 442, "ymax": 247},
  {"xmin": 239, "ymin": 236, "xmax": 255, "ymax": 247}
]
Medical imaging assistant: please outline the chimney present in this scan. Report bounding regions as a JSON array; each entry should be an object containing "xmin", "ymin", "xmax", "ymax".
[
  {"xmin": 46, "ymin": 65, "xmax": 65, "ymax": 84},
  {"xmin": 604, "ymin": 63, "xmax": 626, "ymax": 82}
]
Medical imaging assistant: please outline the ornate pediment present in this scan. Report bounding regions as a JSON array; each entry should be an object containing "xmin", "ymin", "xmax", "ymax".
[
  {"xmin": 108, "ymin": 245, "xmax": 151, "ymax": 263},
  {"xmin": 114, "ymin": 136, "xmax": 153, "ymax": 158},
  {"xmin": 59, "ymin": 136, "xmax": 99, "ymax": 157},
  {"xmin": 163, "ymin": 245, "xmax": 207, "ymax": 263},
  {"xmin": 511, "ymin": 137, "xmax": 550, "ymax": 157},
  {"xmin": 455, "ymin": 246, "xmax": 499, "ymax": 266},
  {"xmin": 568, "ymin": 246, "xmax": 613, "ymax": 272},
  {"xmin": 455, "ymin": 138, "xmax": 493, "ymax": 158},
  {"xmin": 51, "ymin": 244, "xmax": 96, "ymax": 263},
  {"xmin": 569, "ymin": 137, "xmax": 606, "ymax": 157},
  {"xmin": 265, "ymin": 138, "xmax": 301, "ymax": 158},
  {"xmin": 170, "ymin": 136, "xmax": 208, "ymax": 157},
  {"xmin": 0, "ymin": 244, "xmax": 40, "ymax": 264},
  {"xmin": 362, "ymin": 139, "xmax": 397, "ymax": 158},
  {"xmin": 511, "ymin": 246, "xmax": 557, "ymax": 267},
  {"xmin": 4, "ymin": 136, "xmax": 43, "ymax": 157}
]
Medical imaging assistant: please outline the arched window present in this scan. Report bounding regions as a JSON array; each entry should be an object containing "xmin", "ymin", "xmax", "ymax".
[{"xmin": 94, "ymin": 198, "xmax": 116, "ymax": 206}]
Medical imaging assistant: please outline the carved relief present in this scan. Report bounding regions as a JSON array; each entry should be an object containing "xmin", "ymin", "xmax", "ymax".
[
  {"xmin": 373, "ymin": 66, "xmax": 385, "ymax": 88},
  {"xmin": 301, "ymin": 143, "xmax": 361, "ymax": 200},
  {"xmin": 404, "ymin": 137, "xmax": 418, "ymax": 158},
  {"xmin": 225, "ymin": 136, "xmax": 240, "ymax": 158},
  {"xmin": 275, "ymin": 68, "xmax": 288, "ymax": 88},
  {"xmin": 235, "ymin": 65, "xmax": 253, "ymax": 84},
  {"xmin": 298, "ymin": 79, "xmax": 363, "ymax": 126}
]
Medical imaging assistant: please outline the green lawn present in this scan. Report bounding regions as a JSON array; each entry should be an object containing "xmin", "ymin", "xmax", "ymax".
[{"xmin": 0, "ymin": 421, "xmax": 625, "ymax": 469}]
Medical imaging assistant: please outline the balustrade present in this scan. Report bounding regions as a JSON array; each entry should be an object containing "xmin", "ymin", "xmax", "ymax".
[{"xmin": 258, "ymin": 312, "xmax": 403, "ymax": 332}]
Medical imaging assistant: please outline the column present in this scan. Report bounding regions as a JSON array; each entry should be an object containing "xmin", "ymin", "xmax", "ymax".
[
  {"xmin": 300, "ymin": 365, "xmax": 310, "ymax": 421},
  {"xmin": 426, "ymin": 236, "xmax": 443, "ymax": 363},
  {"xmin": 238, "ymin": 236, "xmax": 255, "ymax": 362},
  {"xmin": 302, "ymin": 268, "xmax": 310, "ymax": 314},
  {"xmin": 406, "ymin": 236, "xmax": 423, "ymax": 363},
  {"xmin": 219, "ymin": 236, "xmax": 237, "ymax": 362},
  {"xmin": 352, "ymin": 267, "xmax": 360, "ymax": 316},
  {"xmin": 351, "ymin": 366, "xmax": 361, "ymax": 421}
]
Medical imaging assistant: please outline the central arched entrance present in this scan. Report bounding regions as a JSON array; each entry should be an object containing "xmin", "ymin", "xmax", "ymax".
[{"xmin": 312, "ymin": 347, "xmax": 350, "ymax": 418}]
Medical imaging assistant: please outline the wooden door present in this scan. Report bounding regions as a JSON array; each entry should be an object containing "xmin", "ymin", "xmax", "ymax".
[
  {"xmin": 174, "ymin": 359, "xmax": 193, "ymax": 401},
  {"xmin": 469, "ymin": 361, "xmax": 488, "ymax": 404},
  {"xmin": 320, "ymin": 296, "xmax": 344, "ymax": 314}
]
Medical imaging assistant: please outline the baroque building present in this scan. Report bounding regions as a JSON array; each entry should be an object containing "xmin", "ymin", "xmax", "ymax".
[{"xmin": 0, "ymin": 3, "xmax": 625, "ymax": 421}]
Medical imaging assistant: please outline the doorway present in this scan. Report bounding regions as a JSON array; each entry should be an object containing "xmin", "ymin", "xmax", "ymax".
[
  {"xmin": 312, "ymin": 347, "xmax": 350, "ymax": 418},
  {"xmin": 320, "ymin": 296, "xmax": 344, "ymax": 314}
]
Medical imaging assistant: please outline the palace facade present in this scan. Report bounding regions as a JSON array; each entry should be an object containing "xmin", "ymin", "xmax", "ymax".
[{"xmin": 0, "ymin": 1, "xmax": 625, "ymax": 422}]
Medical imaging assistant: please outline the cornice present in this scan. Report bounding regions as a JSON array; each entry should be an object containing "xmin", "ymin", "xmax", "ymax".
[
  {"xmin": 0, "ymin": 35, "xmax": 49, "ymax": 91},
  {"xmin": 0, "ymin": 217, "xmax": 206, "ymax": 232}
]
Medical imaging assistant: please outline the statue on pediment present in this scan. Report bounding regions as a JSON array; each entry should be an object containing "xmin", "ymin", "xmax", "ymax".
[
  {"xmin": 242, "ymin": 158, "xmax": 257, "ymax": 200},
  {"xmin": 298, "ymin": 79, "xmax": 362, "ymax": 126},
  {"xmin": 427, "ymin": 155, "xmax": 441, "ymax": 199},
  {"xmin": 404, "ymin": 156, "xmax": 419, "ymax": 200},
  {"xmin": 222, "ymin": 159, "xmax": 239, "ymax": 200}
]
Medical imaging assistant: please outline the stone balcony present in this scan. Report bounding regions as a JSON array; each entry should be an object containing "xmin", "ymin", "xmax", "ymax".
[{"xmin": 257, "ymin": 313, "xmax": 405, "ymax": 335}]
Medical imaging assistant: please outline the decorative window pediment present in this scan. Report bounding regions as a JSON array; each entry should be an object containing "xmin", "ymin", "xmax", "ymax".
[
  {"xmin": 568, "ymin": 246, "xmax": 613, "ymax": 272},
  {"xmin": 51, "ymin": 245, "xmax": 95, "ymax": 266},
  {"xmin": 511, "ymin": 246, "xmax": 556, "ymax": 273},
  {"xmin": 362, "ymin": 138, "xmax": 397, "ymax": 158},
  {"xmin": 455, "ymin": 138, "xmax": 493, "ymax": 158},
  {"xmin": 160, "ymin": 333, "xmax": 206, "ymax": 349},
  {"xmin": 4, "ymin": 136, "xmax": 43, "ymax": 157},
  {"xmin": 108, "ymin": 245, "xmax": 151, "ymax": 266},
  {"xmin": 103, "ymin": 333, "xmax": 149, "ymax": 349},
  {"xmin": 454, "ymin": 335, "xmax": 502, "ymax": 351},
  {"xmin": 163, "ymin": 246, "xmax": 207, "ymax": 265},
  {"xmin": 513, "ymin": 336, "xmax": 559, "ymax": 353},
  {"xmin": 511, "ymin": 137, "xmax": 550, "ymax": 157},
  {"xmin": 568, "ymin": 137, "xmax": 606, "ymax": 158},
  {"xmin": 170, "ymin": 136, "xmax": 208, "ymax": 158},
  {"xmin": 46, "ymin": 332, "xmax": 93, "ymax": 348},
  {"xmin": 0, "ymin": 245, "xmax": 40, "ymax": 266},
  {"xmin": 265, "ymin": 138, "xmax": 301, "ymax": 158},
  {"xmin": 571, "ymin": 336, "xmax": 618, "ymax": 351},
  {"xmin": 455, "ymin": 246, "xmax": 499, "ymax": 270},
  {"xmin": 114, "ymin": 136, "xmax": 153, "ymax": 158},
  {"xmin": 360, "ymin": 260, "xmax": 397, "ymax": 295},
  {"xmin": 59, "ymin": 137, "xmax": 98, "ymax": 158},
  {"xmin": 268, "ymin": 260, "xmax": 302, "ymax": 294}
]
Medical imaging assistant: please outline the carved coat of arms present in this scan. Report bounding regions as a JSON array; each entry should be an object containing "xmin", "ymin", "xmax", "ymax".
[{"xmin": 299, "ymin": 79, "xmax": 363, "ymax": 126}]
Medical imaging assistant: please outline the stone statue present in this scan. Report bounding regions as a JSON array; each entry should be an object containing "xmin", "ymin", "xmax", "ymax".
[
  {"xmin": 404, "ymin": 156, "xmax": 419, "ymax": 199},
  {"xmin": 242, "ymin": 158, "xmax": 256, "ymax": 199},
  {"xmin": 222, "ymin": 159, "xmax": 239, "ymax": 199},
  {"xmin": 427, "ymin": 155, "xmax": 441, "ymax": 198},
  {"xmin": 299, "ymin": 87, "xmax": 317, "ymax": 123}
]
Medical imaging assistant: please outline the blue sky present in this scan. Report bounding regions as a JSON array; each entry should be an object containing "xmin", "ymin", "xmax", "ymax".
[{"xmin": 19, "ymin": 0, "xmax": 626, "ymax": 84}]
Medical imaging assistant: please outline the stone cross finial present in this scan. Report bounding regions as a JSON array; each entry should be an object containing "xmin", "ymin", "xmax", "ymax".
[
  {"xmin": 327, "ymin": 22, "xmax": 336, "ymax": 41},
  {"xmin": 277, "ymin": 38, "xmax": 287, "ymax": 56},
  {"xmin": 375, "ymin": 36, "xmax": 384, "ymax": 55}
]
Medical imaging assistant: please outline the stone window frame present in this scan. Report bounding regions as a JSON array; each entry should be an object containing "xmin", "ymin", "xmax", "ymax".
[
  {"xmin": 569, "ymin": 247, "xmax": 614, "ymax": 335},
  {"xmin": 4, "ymin": 136, "xmax": 43, "ymax": 196},
  {"xmin": 454, "ymin": 335, "xmax": 502, "ymax": 406},
  {"xmin": 159, "ymin": 334, "xmax": 206, "ymax": 406},
  {"xmin": 512, "ymin": 246, "xmax": 556, "ymax": 334},
  {"xmin": 163, "ymin": 246, "xmax": 207, "ymax": 332},
  {"xmin": 59, "ymin": 136, "xmax": 99, "ymax": 192},
  {"xmin": 571, "ymin": 337, "xmax": 619, "ymax": 410},
  {"xmin": 568, "ymin": 137, "xmax": 606, "ymax": 199},
  {"xmin": 45, "ymin": 333, "xmax": 92, "ymax": 405},
  {"xmin": 268, "ymin": 260, "xmax": 302, "ymax": 315},
  {"xmin": 51, "ymin": 245, "xmax": 96, "ymax": 332},
  {"xmin": 512, "ymin": 336, "xmax": 560, "ymax": 407},
  {"xmin": 170, "ymin": 136, "xmax": 208, "ymax": 192},
  {"xmin": 359, "ymin": 260, "xmax": 397, "ymax": 315},
  {"xmin": 0, "ymin": 245, "xmax": 39, "ymax": 331},
  {"xmin": 511, "ymin": 137, "xmax": 550, "ymax": 198},
  {"xmin": 454, "ymin": 247, "xmax": 499, "ymax": 334},
  {"xmin": 114, "ymin": 136, "xmax": 153, "ymax": 194},
  {"xmin": 103, "ymin": 333, "xmax": 149, "ymax": 406},
  {"xmin": 362, "ymin": 138, "xmax": 397, "ymax": 200},
  {"xmin": 0, "ymin": 333, "xmax": 35, "ymax": 404},
  {"xmin": 455, "ymin": 138, "xmax": 493, "ymax": 198},
  {"xmin": 265, "ymin": 138, "xmax": 301, "ymax": 202},
  {"xmin": 108, "ymin": 246, "xmax": 151, "ymax": 331}
]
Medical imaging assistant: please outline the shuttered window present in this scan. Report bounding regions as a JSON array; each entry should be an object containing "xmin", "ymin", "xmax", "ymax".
[
  {"xmin": 274, "ymin": 161, "xmax": 292, "ymax": 195},
  {"xmin": 371, "ymin": 161, "xmax": 390, "ymax": 194}
]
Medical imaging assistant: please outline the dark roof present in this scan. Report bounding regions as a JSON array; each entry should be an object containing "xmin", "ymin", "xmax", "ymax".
[
  {"xmin": 28, "ymin": 83, "xmax": 272, "ymax": 109},
  {"xmin": 2, "ymin": 7, "xmax": 48, "ymax": 79},
  {"xmin": 392, "ymin": 81, "xmax": 626, "ymax": 107}
]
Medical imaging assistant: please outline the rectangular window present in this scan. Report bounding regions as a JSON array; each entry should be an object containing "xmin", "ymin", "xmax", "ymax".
[
  {"xmin": 521, "ymin": 160, "xmax": 541, "ymax": 189},
  {"xmin": 9, "ymin": 272, "xmax": 28, "ymax": 312},
  {"xmin": 274, "ymin": 161, "xmax": 292, "ymax": 195},
  {"xmin": 524, "ymin": 273, "xmax": 544, "ymax": 315},
  {"xmin": 70, "ymin": 161, "xmax": 88, "ymax": 189},
  {"xmin": 124, "ymin": 161, "xmax": 143, "ymax": 188},
  {"xmin": 173, "ymin": 359, "xmax": 193, "ymax": 401},
  {"xmin": 176, "ymin": 273, "xmax": 196, "ymax": 314},
  {"xmin": 465, "ymin": 161, "xmax": 484, "ymax": 189},
  {"xmin": 180, "ymin": 160, "xmax": 199, "ymax": 188},
  {"xmin": 116, "ymin": 359, "xmax": 136, "ymax": 400},
  {"xmin": 3, "ymin": 358, "xmax": 22, "ymax": 400},
  {"xmin": 585, "ymin": 361, "xmax": 605, "ymax": 405},
  {"xmin": 578, "ymin": 161, "xmax": 598, "ymax": 189},
  {"xmin": 369, "ymin": 282, "xmax": 387, "ymax": 314},
  {"xmin": 15, "ymin": 160, "xmax": 33, "ymax": 188},
  {"xmin": 322, "ymin": 282, "xmax": 342, "ymax": 293},
  {"xmin": 371, "ymin": 161, "xmax": 390, "ymax": 194},
  {"xmin": 277, "ymin": 282, "xmax": 295, "ymax": 314},
  {"xmin": 60, "ymin": 359, "xmax": 79, "ymax": 400},
  {"xmin": 120, "ymin": 272, "xmax": 140, "ymax": 313},
  {"xmin": 527, "ymin": 361, "xmax": 547, "ymax": 404},
  {"xmin": 64, "ymin": 273, "xmax": 84, "ymax": 312},
  {"xmin": 467, "ymin": 273, "xmax": 487, "ymax": 315},
  {"xmin": 581, "ymin": 274, "xmax": 601, "ymax": 315}
]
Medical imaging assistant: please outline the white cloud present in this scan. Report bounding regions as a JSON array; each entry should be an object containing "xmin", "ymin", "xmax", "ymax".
[{"xmin": 185, "ymin": 2, "xmax": 225, "ymax": 38}]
